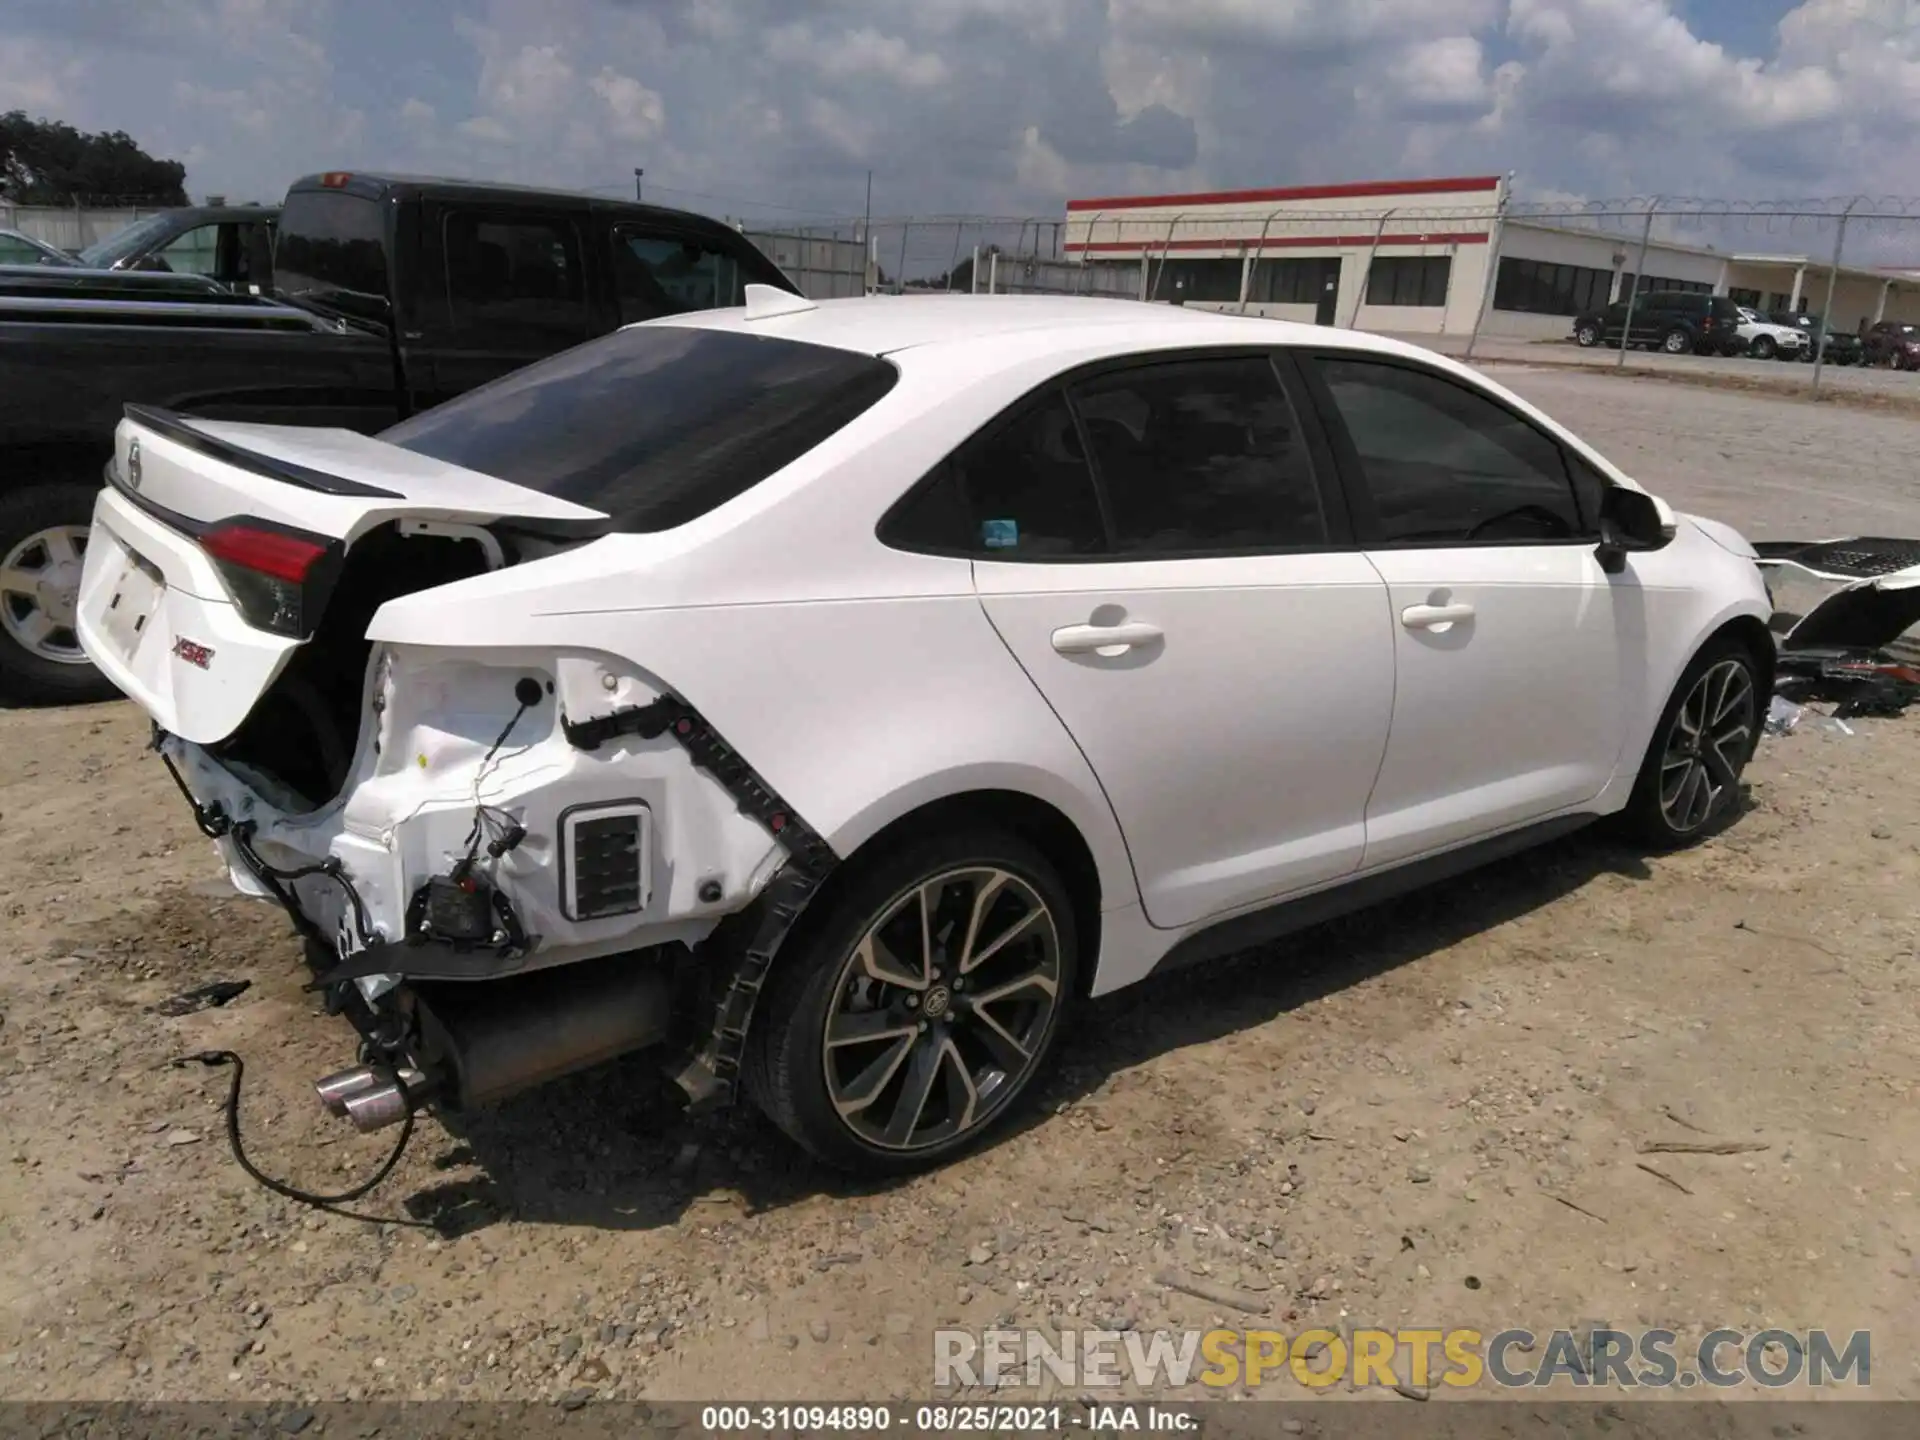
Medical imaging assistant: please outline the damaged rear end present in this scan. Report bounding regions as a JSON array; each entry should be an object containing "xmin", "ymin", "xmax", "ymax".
[{"xmin": 76, "ymin": 316, "xmax": 899, "ymax": 1135}]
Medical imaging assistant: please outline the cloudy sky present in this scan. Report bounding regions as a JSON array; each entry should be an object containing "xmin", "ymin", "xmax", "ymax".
[{"xmin": 3, "ymin": 0, "xmax": 1917, "ymax": 231}]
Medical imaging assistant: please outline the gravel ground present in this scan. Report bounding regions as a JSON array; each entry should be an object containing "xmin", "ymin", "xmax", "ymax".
[
  {"xmin": 1412, "ymin": 331, "xmax": 1920, "ymax": 411},
  {"xmin": 2, "ymin": 368, "xmax": 1918, "ymax": 1406}
]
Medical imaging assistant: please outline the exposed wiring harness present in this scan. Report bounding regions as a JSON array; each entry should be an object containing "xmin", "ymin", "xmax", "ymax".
[
  {"xmin": 171, "ymin": 1050, "xmax": 417, "ymax": 1212},
  {"xmin": 454, "ymin": 680, "xmax": 540, "ymax": 880}
]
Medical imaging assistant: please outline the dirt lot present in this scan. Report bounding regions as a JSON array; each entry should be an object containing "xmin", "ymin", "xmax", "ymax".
[
  {"xmin": 1415, "ymin": 332, "xmax": 1920, "ymax": 416},
  {"xmin": 3, "ymin": 369, "xmax": 1919, "ymax": 1407}
]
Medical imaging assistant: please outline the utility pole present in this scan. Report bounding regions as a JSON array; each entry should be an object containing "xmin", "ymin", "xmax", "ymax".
[
  {"xmin": 633, "ymin": 168, "xmax": 644, "ymax": 202},
  {"xmin": 862, "ymin": 170, "xmax": 874, "ymax": 294}
]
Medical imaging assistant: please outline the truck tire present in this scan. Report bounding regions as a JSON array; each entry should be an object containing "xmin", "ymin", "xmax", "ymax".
[{"xmin": 0, "ymin": 483, "xmax": 117, "ymax": 706}]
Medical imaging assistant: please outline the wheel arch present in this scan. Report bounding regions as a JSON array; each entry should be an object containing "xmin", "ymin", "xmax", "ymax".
[{"xmin": 822, "ymin": 784, "xmax": 1112, "ymax": 999}]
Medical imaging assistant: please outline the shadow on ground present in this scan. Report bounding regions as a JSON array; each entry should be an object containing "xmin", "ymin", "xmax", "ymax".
[{"xmin": 407, "ymin": 828, "xmax": 1655, "ymax": 1239}]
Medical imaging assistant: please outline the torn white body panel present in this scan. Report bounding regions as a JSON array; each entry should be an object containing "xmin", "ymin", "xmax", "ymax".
[{"xmin": 168, "ymin": 642, "xmax": 793, "ymax": 994}]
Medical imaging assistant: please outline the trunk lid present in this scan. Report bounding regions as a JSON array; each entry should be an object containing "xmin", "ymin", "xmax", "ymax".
[{"xmin": 77, "ymin": 405, "xmax": 610, "ymax": 744}]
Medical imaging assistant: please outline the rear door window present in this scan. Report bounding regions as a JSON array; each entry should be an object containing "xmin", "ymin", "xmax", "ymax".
[
  {"xmin": 953, "ymin": 392, "xmax": 1109, "ymax": 557},
  {"xmin": 613, "ymin": 229, "xmax": 747, "ymax": 322},
  {"xmin": 381, "ymin": 325, "xmax": 897, "ymax": 532},
  {"xmin": 1067, "ymin": 356, "xmax": 1327, "ymax": 554},
  {"xmin": 443, "ymin": 213, "xmax": 592, "ymax": 347}
]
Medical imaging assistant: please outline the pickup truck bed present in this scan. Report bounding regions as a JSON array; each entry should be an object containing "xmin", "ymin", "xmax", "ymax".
[{"xmin": 0, "ymin": 171, "xmax": 797, "ymax": 703}]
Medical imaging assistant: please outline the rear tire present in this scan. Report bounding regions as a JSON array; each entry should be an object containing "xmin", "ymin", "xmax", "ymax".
[
  {"xmin": 1662, "ymin": 328, "xmax": 1691, "ymax": 355},
  {"xmin": 745, "ymin": 827, "xmax": 1079, "ymax": 1175},
  {"xmin": 1575, "ymin": 323, "xmax": 1600, "ymax": 348},
  {"xmin": 0, "ymin": 483, "xmax": 117, "ymax": 707},
  {"xmin": 1616, "ymin": 637, "xmax": 1763, "ymax": 850}
]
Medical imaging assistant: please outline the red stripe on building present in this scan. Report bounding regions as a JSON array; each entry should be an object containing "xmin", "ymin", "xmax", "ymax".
[
  {"xmin": 1064, "ymin": 232, "xmax": 1490, "ymax": 254},
  {"xmin": 1064, "ymin": 175, "xmax": 1502, "ymax": 214}
]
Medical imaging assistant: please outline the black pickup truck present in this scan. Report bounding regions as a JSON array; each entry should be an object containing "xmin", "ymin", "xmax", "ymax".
[{"xmin": 0, "ymin": 170, "xmax": 798, "ymax": 703}]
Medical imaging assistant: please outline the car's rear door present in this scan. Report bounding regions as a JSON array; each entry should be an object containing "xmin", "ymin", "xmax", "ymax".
[
  {"xmin": 1298, "ymin": 350, "xmax": 1631, "ymax": 869},
  {"xmin": 963, "ymin": 350, "xmax": 1396, "ymax": 931}
]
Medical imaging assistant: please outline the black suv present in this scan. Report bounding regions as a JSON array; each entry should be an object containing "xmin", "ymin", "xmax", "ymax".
[{"xmin": 1572, "ymin": 291, "xmax": 1744, "ymax": 356}]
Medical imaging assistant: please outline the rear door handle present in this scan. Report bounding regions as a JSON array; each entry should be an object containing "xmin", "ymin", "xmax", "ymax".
[
  {"xmin": 1400, "ymin": 603, "xmax": 1475, "ymax": 630},
  {"xmin": 1050, "ymin": 621, "xmax": 1163, "ymax": 655}
]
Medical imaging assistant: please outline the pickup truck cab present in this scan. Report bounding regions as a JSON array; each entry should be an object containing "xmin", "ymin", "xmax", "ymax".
[
  {"xmin": 0, "ymin": 171, "xmax": 798, "ymax": 703},
  {"xmin": 69, "ymin": 205, "xmax": 282, "ymax": 294}
]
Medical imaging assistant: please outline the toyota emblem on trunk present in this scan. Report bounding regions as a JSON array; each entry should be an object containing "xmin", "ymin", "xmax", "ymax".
[{"xmin": 125, "ymin": 437, "xmax": 142, "ymax": 491}]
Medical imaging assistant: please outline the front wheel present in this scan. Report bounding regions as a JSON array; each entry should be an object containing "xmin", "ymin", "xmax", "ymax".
[
  {"xmin": 0, "ymin": 483, "xmax": 118, "ymax": 706},
  {"xmin": 1617, "ymin": 639, "xmax": 1762, "ymax": 849},
  {"xmin": 746, "ymin": 828, "xmax": 1079, "ymax": 1175},
  {"xmin": 1575, "ymin": 323, "xmax": 1600, "ymax": 348},
  {"xmin": 1750, "ymin": 335, "xmax": 1776, "ymax": 361}
]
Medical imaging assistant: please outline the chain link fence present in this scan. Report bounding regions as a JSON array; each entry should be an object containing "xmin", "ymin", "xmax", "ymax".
[
  {"xmin": 779, "ymin": 197, "xmax": 1920, "ymax": 399},
  {"xmin": 12, "ymin": 192, "xmax": 1919, "ymax": 398}
]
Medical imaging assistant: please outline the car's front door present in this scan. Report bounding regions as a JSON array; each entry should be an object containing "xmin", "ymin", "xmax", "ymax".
[
  {"xmin": 1302, "ymin": 352, "xmax": 1631, "ymax": 869},
  {"xmin": 966, "ymin": 352, "xmax": 1396, "ymax": 930}
]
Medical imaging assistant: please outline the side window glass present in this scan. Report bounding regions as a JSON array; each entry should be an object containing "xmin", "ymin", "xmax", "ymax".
[
  {"xmin": 879, "ymin": 459, "xmax": 972, "ymax": 554},
  {"xmin": 1317, "ymin": 358, "xmax": 1582, "ymax": 544},
  {"xmin": 1069, "ymin": 357, "xmax": 1326, "ymax": 553},
  {"xmin": 955, "ymin": 392, "xmax": 1107, "ymax": 558},
  {"xmin": 444, "ymin": 214, "xmax": 590, "ymax": 343},
  {"xmin": 614, "ymin": 230, "xmax": 745, "ymax": 323},
  {"xmin": 157, "ymin": 224, "xmax": 221, "ymax": 276}
]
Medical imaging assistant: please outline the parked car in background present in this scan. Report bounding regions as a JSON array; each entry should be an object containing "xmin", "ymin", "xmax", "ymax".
[
  {"xmin": 1771, "ymin": 312, "xmax": 1863, "ymax": 365},
  {"xmin": 71, "ymin": 205, "xmax": 280, "ymax": 294},
  {"xmin": 1865, "ymin": 321, "xmax": 1920, "ymax": 370},
  {"xmin": 0, "ymin": 171, "xmax": 799, "ymax": 705},
  {"xmin": 1572, "ymin": 291, "xmax": 1745, "ymax": 356},
  {"xmin": 1732, "ymin": 306, "xmax": 1808, "ymax": 361},
  {"xmin": 0, "ymin": 227, "xmax": 77, "ymax": 267},
  {"xmin": 75, "ymin": 296, "xmax": 1775, "ymax": 1174}
]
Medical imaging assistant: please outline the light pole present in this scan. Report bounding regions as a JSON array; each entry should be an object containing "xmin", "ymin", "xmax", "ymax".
[{"xmin": 633, "ymin": 168, "xmax": 644, "ymax": 202}]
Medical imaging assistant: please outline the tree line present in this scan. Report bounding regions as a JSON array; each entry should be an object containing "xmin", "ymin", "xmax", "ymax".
[{"xmin": 0, "ymin": 111, "xmax": 188, "ymax": 206}]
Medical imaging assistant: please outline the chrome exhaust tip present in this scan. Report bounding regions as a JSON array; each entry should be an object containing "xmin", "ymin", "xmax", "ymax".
[
  {"xmin": 314, "ymin": 1065, "xmax": 380, "ymax": 1117},
  {"xmin": 341, "ymin": 1067, "xmax": 432, "ymax": 1134}
]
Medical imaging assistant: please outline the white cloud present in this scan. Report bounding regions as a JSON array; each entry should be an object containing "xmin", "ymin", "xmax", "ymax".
[
  {"xmin": 4, "ymin": 0, "xmax": 1917, "ymax": 242},
  {"xmin": 0, "ymin": 37, "xmax": 86, "ymax": 113},
  {"xmin": 590, "ymin": 68, "xmax": 665, "ymax": 141},
  {"xmin": 456, "ymin": 114, "xmax": 511, "ymax": 144}
]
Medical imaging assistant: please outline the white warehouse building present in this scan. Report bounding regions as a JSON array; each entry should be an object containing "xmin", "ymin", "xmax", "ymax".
[{"xmin": 1061, "ymin": 174, "xmax": 1920, "ymax": 338}]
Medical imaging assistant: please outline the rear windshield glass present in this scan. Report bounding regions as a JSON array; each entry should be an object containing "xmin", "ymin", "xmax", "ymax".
[
  {"xmin": 274, "ymin": 191, "xmax": 391, "ymax": 321},
  {"xmin": 380, "ymin": 325, "xmax": 898, "ymax": 531}
]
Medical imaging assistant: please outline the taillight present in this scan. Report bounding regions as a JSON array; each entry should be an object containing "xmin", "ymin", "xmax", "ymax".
[{"xmin": 200, "ymin": 521, "xmax": 334, "ymax": 638}]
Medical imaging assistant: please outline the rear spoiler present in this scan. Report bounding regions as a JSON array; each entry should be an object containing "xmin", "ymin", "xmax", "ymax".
[{"xmin": 122, "ymin": 405, "xmax": 404, "ymax": 500}]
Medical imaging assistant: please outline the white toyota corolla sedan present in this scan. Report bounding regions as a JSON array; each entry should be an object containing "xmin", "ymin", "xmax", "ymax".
[{"xmin": 76, "ymin": 291, "xmax": 1773, "ymax": 1174}]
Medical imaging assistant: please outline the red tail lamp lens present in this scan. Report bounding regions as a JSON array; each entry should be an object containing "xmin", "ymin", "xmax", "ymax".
[{"xmin": 201, "ymin": 524, "xmax": 327, "ymax": 582}]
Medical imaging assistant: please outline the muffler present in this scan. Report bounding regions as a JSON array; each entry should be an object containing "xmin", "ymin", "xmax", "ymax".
[{"xmin": 411, "ymin": 950, "xmax": 674, "ymax": 1111}]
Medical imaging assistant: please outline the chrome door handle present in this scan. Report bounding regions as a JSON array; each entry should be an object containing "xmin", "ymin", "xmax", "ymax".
[
  {"xmin": 1400, "ymin": 603, "xmax": 1476, "ymax": 630},
  {"xmin": 1050, "ymin": 621, "xmax": 1163, "ymax": 655}
]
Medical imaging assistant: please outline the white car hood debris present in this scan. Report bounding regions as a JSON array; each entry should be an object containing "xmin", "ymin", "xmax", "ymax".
[{"xmin": 1752, "ymin": 537, "xmax": 1920, "ymax": 652}]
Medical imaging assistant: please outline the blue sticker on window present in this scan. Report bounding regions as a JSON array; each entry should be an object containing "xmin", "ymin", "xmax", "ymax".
[{"xmin": 982, "ymin": 519, "xmax": 1019, "ymax": 550}]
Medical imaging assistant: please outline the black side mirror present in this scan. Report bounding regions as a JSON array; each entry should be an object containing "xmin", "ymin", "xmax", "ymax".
[{"xmin": 1595, "ymin": 486, "xmax": 1674, "ymax": 574}]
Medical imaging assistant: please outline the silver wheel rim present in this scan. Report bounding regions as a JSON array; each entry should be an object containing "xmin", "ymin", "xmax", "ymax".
[
  {"xmin": 822, "ymin": 866, "xmax": 1062, "ymax": 1153},
  {"xmin": 0, "ymin": 524, "xmax": 90, "ymax": 666},
  {"xmin": 1666, "ymin": 333, "xmax": 1686, "ymax": 353},
  {"xmin": 1659, "ymin": 658, "xmax": 1755, "ymax": 834},
  {"xmin": 1577, "ymin": 327, "xmax": 1596, "ymax": 346}
]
